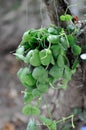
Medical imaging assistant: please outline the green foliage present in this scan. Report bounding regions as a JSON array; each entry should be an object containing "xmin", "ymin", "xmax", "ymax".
[
  {"xmin": 72, "ymin": 45, "xmax": 81, "ymax": 55},
  {"xmin": 27, "ymin": 119, "xmax": 37, "ymax": 130},
  {"xmin": 22, "ymin": 105, "xmax": 40, "ymax": 115},
  {"xmin": 40, "ymin": 116, "xmax": 57, "ymax": 130},
  {"xmin": 32, "ymin": 66, "xmax": 48, "ymax": 83},
  {"xmin": 60, "ymin": 14, "xmax": 73, "ymax": 21},
  {"xmin": 39, "ymin": 49, "xmax": 53, "ymax": 66},
  {"xmin": 47, "ymin": 35, "xmax": 59, "ymax": 44},
  {"xmin": 49, "ymin": 65, "xmax": 63, "ymax": 79},
  {"xmin": 15, "ymin": 14, "xmax": 82, "ymax": 130},
  {"xmin": 25, "ymin": 49, "xmax": 41, "ymax": 66},
  {"xmin": 17, "ymin": 67, "xmax": 36, "ymax": 87},
  {"xmin": 15, "ymin": 24, "xmax": 81, "ymax": 90}
]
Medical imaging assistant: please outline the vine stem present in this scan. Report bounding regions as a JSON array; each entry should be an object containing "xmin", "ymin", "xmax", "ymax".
[
  {"xmin": 65, "ymin": 3, "xmax": 84, "ymax": 15},
  {"xmin": 56, "ymin": 114, "xmax": 75, "ymax": 128}
]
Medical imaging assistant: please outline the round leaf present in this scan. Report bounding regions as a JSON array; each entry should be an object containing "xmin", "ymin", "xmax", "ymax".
[
  {"xmin": 37, "ymin": 83, "xmax": 49, "ymax": 93},
  {"xmin": 17, "ymin": 67, "xmax": 36, "ymax": 87},
  {"xmin": 25, "ymin": 50, "xmax": 33, "ymax": 64},
  {"xmin": 63, "ymin": 66, "xmax": 72, "ymax": 81},
  {"xmin": 39, "ymin": 49, "xmax": 52, "ymax": 66},
  {"xmin": 65, "ymin": 14, "xmax": 72, "ymax": 21},
  {"xmin": 72, "ymin": 45, "xmax": 81, "ymax": 55},
  {"xmin": 30, "ymin": 49, "xmax": 41, "ymax": 66},
  {"xmin": 49, "ymin": 65, "xmax": 63, "ymax": 79},
  {"xmin": 60, "ymin": 37, "xmax": 69, "ymax": 49},
  {"xmin": 47, "ymin": 35, "xmax": 59, "ymax": 44},
  {"xmin": 32, "ymin": 66, "xmax": 48, "ymax": 83},
  {"xmin": 16, "ymin": 46, "xmax": 24, "ymax": 55},
  {"xmin": 32, "ymin": 89, "xmax": 41, "ymax": 97},
  {"xmin": 48, "ymin": 27, "xmax": 57, "ymax": 35},
  {"xmin": 22, "ymin": 105, "xmax": 40, "ymax": 115},
  {"xmin": 24, "ymin": 92, "xmax": 34, "ymax": 103},
  {"xmin": 60, "ymin": 15, "xmax": 66, "ymax": 21},
  {"xmin": 67, "ymin": 35, "xmax": 76, "ymax": 46},
  {"xmin": 51, "ymin": 45, "xmax": 60, "ymax": 58}
]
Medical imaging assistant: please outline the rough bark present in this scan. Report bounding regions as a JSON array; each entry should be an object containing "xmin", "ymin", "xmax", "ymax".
[
  {"xmin": 43, "ymin": 0, "xmax": 71, "ymax": 27},
  {"xmin": 43, "ymin": 0, "xmax": 86, "ymax": 129}
]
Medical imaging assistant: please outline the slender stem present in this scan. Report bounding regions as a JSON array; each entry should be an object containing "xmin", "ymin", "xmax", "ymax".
[{"xmin": 56, "ymin": 114, "xmax": 75, "ymax": 127}]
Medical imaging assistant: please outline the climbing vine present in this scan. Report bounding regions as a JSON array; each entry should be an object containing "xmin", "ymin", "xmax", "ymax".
[{"xmin": 14, "ymin": 14, "xmax": 83, "ymax": 130}]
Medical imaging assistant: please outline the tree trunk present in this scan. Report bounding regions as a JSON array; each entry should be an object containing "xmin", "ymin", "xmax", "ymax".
[{"xmin": 43, "ymin": 0, "xmax": 86, "ymax": 129}]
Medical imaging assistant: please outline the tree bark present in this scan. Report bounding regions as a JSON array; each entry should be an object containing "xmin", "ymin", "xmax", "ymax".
[
  {"xmin": 43, "ymin": 0, "xmax": 71, "ymax": 27},
  {"xmin": 43, "ymin": 0, "xmax": 86, "ymax": 129}
]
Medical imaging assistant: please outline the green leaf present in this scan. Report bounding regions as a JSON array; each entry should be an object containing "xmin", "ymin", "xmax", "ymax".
[
  {"xmin": 22, "ymin": 30, "xmax": 36, "ymax": 44},
  {"xmin": 51, "ymin": 45, "xmax": 60, "ymax": 58},
  {"xmin": 40, "ymin": 116, "xmax": 57, "ymax": 130},
  {"xmin": 57, "ymin": 55, "xmax": 65, "ymax": 67},
  {"xmin": 67, "ymin": 35, "xmax": 76, "ymax": 46},
  {"xmin": 14, "ymin": 53, "xmax": 25, "ymax": 61},
  {"xmin": 32, "ymin": 89, "xmax": 41, "ymax": 97},
  {"xmin": 27, "ymin": 119, "xmax": 37, "ymax": 130},
  {"xmin": 25, "ymin": 50, "xmax": 33, "ymax": 64},
  {"xmin": 49, "ymin": 65, "xmax": 63, "ymax": 79},
  {"xmin": 24, "ymin": 92, "xmax": 34, "ymax": 103},
  {"xmin": 60, "ymin": 15, "xmax": 66, "ymax": 21},
  {"xmin": 32, "ymin": 66, "xmax": 48, "ymax": 83},
  {"xmin": 63, "ymin": 66, "xmax": 72, "ymax": 81},
  {"xmin": 60, "ymin": 14, "xmax": 72, "ymax": 21},
  {"xmin": 65, "ymin": 14, "xmax": 73, "ymax": 21},
  {"xmin": 37, "ymin": 83, "xmax": 49, "ymax": 93},
  {"xmin": 47, "ymin": 35, "xmax": 59, "ymax": 44},
  {"xmin": 17, "ymin": 67, "xmax": 36, "ymax": 87},
  {"xmin": 16, "ymin": 46, "xmax": 24, "ymax": 55},
  {"xmin": 39, "ymin": 49, "xmax": 52, "ymax": 66},
  {"xmin": 22, "ymin": 31, "xmax": 30, "ymax": 43},
  {"xmin": 25, "ymin": 49, "xmax": 41, "ymax": 66},
  {"xmin": 48, "ymin": 27, "xmax": 57, "ymax": 35},
  {"xmin": 30, "ymin": 49, "xmax": 41, "ymax": 66},
  {"xmin": 72, "ymin": 45, "xmax": 81, "ymax": 55},
  {"xmin": 22, "ymin": 105, "xmax": 40, "ymax": 115},
  {"xmin": 14, "ymin": 46, "xmax": 25, "ymax": 60},
  {"xmin": 40, "ymin": 116, "xmax": 52, "ymax": 126},
  {"xmin": 60, "ymin": 37, "xmax": 69, "ymax": 49},
  {"xmin": 50, "ymin": 121, "xmax": 57, "ymax": 130}
]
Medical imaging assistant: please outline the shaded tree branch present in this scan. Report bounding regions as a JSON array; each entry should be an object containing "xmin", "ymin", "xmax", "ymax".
[{"xmin": 43, "ymin": 0, "xmax": 71, "ymax": 27}]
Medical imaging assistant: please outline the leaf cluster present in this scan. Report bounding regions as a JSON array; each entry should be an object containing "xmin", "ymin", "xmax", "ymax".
[
  {"xmin": 15, "ymin": 17, "xmax": 82, "ymax": 129},
  {"xmin": 15, "ymin": 24, "xmax": 81, "ymax": 94}
]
